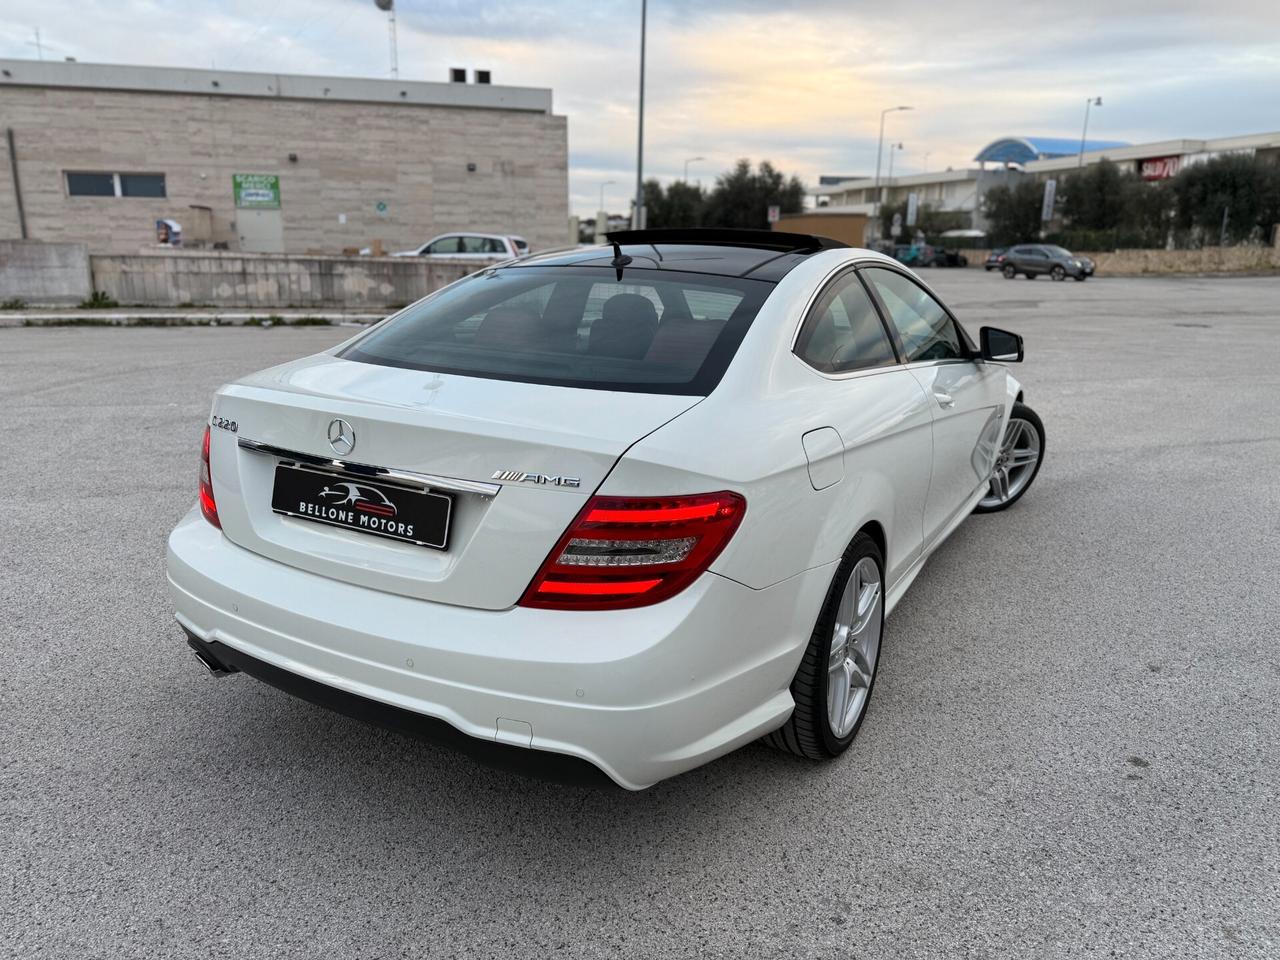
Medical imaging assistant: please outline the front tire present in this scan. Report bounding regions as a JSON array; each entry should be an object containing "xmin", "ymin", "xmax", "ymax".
[
  {"xmin": 765, "ymin": 533, "xmax": 885, "ymax": 759},
  {"xmin": 1051, "ymin": 265, "xmax": 1066, "ymax": 281},
  {"xmin": 974, "ymin": 402, "xmax": 1045, "ymax": 512}
]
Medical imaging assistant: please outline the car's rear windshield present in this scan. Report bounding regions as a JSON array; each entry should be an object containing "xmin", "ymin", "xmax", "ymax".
[{"xmin": 340, "ymin": 266, "xmax": 773, "ymax": 395}]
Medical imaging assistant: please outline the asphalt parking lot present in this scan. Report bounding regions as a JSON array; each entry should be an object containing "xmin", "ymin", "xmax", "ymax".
[{"xmin": 3, "ymin": 270, "xmax": 1279, "ymax": 959}]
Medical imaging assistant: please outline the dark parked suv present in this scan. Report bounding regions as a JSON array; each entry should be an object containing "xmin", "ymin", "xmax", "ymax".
[{"xmin": 1001, "ymin": 244, "xmax": 1095, "ymax": 281}]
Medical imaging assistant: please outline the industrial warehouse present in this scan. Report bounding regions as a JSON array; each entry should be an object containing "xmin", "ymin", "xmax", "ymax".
[
  {"xmin": 0, "ymin": 58, "xmax": 569, "ymax": 255},
  {"xmin": 809, "ymin": 131, "xmax": 1280, "ymax": 238}
]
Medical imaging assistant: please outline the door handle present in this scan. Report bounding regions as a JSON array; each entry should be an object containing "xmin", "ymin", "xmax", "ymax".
[{"xmin": 933, "ymin": 389, "xmax": 955, "ymax": 408}]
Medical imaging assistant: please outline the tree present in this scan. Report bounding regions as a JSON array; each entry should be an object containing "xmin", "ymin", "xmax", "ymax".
[
  {"xmin": 1053, "ymin": 159, "xmax": 1171, "ymax": 249},
  {"xmin": 700, "ymin": 160, "xmax": 806, "ymax": 229},
  {"xmin": 640, "ymin": 179, "xmax": 667, "ymax": 228},
  {"xmin": 640, "ymin": 178, "xmax": 705, "ymax": 229},
  {"xmin": 660, "ymin": 180, "xmax": 706, "ymax": 228},
  {"xmin": 1171, "ymin": 153, "xmax": 1280, "ymax": 245},
  {"xmin": 1060, "ymin": 159, "xmax": 1127, "ymax": 232},
  {"xmin": 982, "ymin": 180, "xmax": 1044, "ymax": 246}
]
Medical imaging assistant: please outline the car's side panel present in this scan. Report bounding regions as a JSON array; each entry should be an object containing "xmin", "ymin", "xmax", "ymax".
[
  {"xmin": 603, "ymin": 362, "xmax": 932, "ymax": 594},
  {"xmin": 908, "ymin": 360, "xmax": 1008, "ymax": 547}
]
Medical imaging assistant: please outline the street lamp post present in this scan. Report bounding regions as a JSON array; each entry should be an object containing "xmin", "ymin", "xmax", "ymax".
[
  {"xmin": 634, "ymin": 0, "xmax": 647, "ymax": 229},
  {"xmin": 873, "ymin": 106, "xmax": 911, "ymax": 239},
  {"xmin": 1078, "ymin": 96, "xmax": 1102, "ymax": 168},
  {"xmin": 683, "ymin": 156, "xmax": 704, "ymax": 181},
  {"xmin": 373, "ymin": 0, "xmax": 398, "ymax": 79},
  {"xmin": 887, "ymin": 142, "xmax": 903, "ymax": 181}
]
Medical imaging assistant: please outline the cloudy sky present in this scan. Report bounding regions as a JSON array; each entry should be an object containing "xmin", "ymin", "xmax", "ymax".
[{"xmin": 2, "ymin": 0, "xmax": 1277, "ymax": 216}]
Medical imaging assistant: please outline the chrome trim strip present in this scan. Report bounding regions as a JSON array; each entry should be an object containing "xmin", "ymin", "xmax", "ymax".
[{"xmin": 236, "ymin": 437, "xmax": 502, "ymax": 498}]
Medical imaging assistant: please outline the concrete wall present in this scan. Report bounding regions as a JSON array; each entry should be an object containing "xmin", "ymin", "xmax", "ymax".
[
  {"xmin": 89, "ymin": 251, "xmax": 475, "ymax": 308},
  {"xmin": 0, "ymin": 66, "xmax": 568, "ymax": 255},
  {"xmin": 0, "ymin": 239, "xmax": 91, "ymax": 304},
  {"xmin": 1087, "ymin": 246, "xmax": 1280, "ymax": 274}
]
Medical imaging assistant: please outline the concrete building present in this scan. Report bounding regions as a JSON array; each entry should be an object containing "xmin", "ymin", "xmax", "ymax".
[
  {"xmin": 813, "ymin": 166, "xmax": 1025, "ymax": 237},
  {"xmin": 0, "ymin": 59, "xmax": 569, "ymax": 255},
  {"xmin": 772, "ymin": 211, "xmax": 869, "ymax": 248},
  {"xmin": 814, "ymin": 131, "xmax": 1280, "ymax": 240}
]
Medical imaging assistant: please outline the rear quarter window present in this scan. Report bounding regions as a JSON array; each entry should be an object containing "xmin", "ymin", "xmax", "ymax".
[{"xmin": 340, "ymin": 266, "xmax": 773, "ymax": 395}]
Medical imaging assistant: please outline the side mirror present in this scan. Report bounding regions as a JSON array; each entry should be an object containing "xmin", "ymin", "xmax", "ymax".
[{"xmin": 980, "ymin": 326, "xmax": 1023, "ymax": 362}]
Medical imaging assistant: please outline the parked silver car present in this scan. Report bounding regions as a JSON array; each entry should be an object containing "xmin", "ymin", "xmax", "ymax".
[
  {"xmin": 392, "ymin": 232, "xmax": 529, "ymax": 261},
  {"xmin": 1000, "ymin": 244, "xmax": 1094, "ymax": 281}
]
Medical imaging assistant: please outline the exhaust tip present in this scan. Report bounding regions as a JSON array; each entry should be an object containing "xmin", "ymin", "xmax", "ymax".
[
  {"xmin": 185, "ymin": 632, "xmax": 239, "ymax": 676},
  {"xmin": 191, "ymin": 647, "xmax": 233, "ymax": 675}
]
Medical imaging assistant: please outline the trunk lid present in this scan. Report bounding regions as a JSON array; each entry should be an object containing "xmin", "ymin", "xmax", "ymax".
[{"xmin": 208, "ymin": 354, "xmax": 699, "ymax": 610}]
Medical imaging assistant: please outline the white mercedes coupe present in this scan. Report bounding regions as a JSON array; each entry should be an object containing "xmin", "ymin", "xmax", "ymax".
[{"xmin": 169, "ymin": 229, "xmax": 1045, "ymax": 789}]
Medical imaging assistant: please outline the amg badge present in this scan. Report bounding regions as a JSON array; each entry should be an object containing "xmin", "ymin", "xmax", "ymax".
[{"xmin": 491, "ymin": 470, "xmax": 581, "ymax": 488}]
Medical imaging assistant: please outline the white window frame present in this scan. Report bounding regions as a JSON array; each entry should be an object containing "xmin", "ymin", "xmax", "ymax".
[{"xmin": 66, "ymin": 171, "xmax": 166, "ymax": 198}]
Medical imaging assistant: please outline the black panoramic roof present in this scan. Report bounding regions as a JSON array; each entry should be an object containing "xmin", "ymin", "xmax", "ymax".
[
  {"xmin": 510, "ymin": 228, "xmax": 847, "ymax": 282},
  {"xmin": 607, "ymin": 228, "xmax": 848, "ymax": 252}
]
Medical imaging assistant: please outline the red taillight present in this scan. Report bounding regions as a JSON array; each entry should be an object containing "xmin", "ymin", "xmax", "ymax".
[
  {"xmin": 518, "ymin": 491, "xmax": 746, "ymax": 611},
  {"xmin": 199, "ymin": 425, "xmax": 220, "ymax": 529}
]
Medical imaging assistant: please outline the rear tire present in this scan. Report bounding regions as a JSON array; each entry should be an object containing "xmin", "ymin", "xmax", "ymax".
[
  {"xmin": 764, "ymin": 532, "xmax": 885, "ymax": 760},
  {"xmin": 1002, "ymin": 264, "xmax": 1017, "ymax": 279}
]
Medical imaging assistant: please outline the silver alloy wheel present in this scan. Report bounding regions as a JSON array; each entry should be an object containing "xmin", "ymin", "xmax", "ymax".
[
  {"xmin": 827, "ymin": 556, "xmax": 883, "ymax": 739},
  {"xmin": 978, "ymin": 416, "xmax": 1041, "ymax": 509}
]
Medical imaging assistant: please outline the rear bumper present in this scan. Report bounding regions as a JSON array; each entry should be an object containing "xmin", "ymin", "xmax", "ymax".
[
  {"xmin": 167, "ymin": 509, "xmax": 834, "ymax": 789},
  {"xmin": 184, "ymin": 630, "xmax": 614, "ymax": 787}
]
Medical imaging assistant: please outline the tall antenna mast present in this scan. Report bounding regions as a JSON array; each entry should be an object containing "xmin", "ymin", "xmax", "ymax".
[{"xmin": 374, "ymin": 0, "xmax": 398, "ymax": 78}]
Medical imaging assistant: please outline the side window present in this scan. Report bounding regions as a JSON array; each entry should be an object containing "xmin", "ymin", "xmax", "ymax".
[
  {"xmin": 66, "ymin": 173, "xmax": 116, "ymax": 197},
  {"xmin": 425, "ymin": 236, "xmax": 459, "ymax": 255},
  {"xmin": 119, "ymin": 173, "xmax": 166, "ymax": 197},
  {"xmin": 483, "ymin": 237, "xmax": 507, "ymax": 254},
  {"xmin": 461, "ymin": 236, "xmax": 492, "ymax": 253},
  {"xmin": 863, "ymin": 267, "xmax": 964, "ymax": 363},
  {"xmin": 794, "ymin": 271, "xmax": 898, "ymax": 374}
]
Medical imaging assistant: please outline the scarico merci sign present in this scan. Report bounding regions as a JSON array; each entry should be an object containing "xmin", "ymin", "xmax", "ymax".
[{"xmin": 232, "ymin": 173, "xmax": 281, "ymax": 208}]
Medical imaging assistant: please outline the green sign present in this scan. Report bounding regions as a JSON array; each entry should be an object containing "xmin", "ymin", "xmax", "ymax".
[{"xmin": 232, "ymin": 173, "xmax": 281, "ymax": 209}]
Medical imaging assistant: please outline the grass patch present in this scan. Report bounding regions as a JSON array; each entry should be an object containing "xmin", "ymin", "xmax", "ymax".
[
  {"xmin": 78, "ymin": 291, "xmax": 120, "ymax": 309},
  {"xmin": 130, "ymin": 317, "xmax": 214, "ymax": 327},
  {"xmin": 25, "ymin": 316, "xmax": 118, "ymax": 327},
  {"xmin": 1, "ymin": 297, "xmax": 28, "ymax": 310}
]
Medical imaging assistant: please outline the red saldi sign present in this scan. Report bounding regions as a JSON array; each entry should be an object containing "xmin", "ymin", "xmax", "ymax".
[{"xmin": 1140, "ymin": 156, "xmax": 1180, "ymax": 180}]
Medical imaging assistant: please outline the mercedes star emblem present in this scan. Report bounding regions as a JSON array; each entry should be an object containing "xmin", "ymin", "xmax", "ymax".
[{"xmin": 327, "ymin": 418, "xmax": 356, "ymax": 456}]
